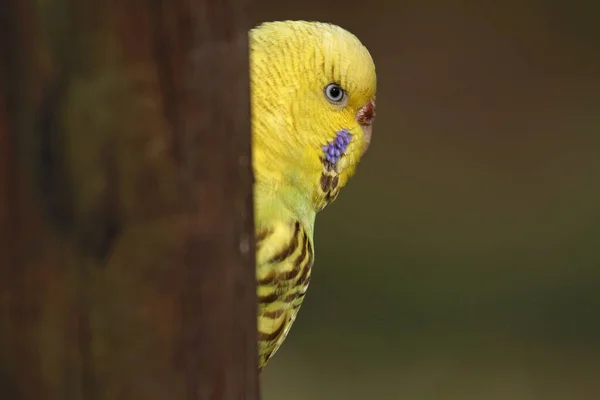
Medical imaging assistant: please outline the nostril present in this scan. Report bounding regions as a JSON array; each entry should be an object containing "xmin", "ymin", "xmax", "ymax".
[{"xmin": 356, "ymin": 97, "xmax": 376, "ymax": 126}]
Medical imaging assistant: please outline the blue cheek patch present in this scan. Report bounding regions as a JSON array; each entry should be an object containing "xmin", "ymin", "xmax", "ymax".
[{"xmin": 322, "ymin": 129, "xmax": 353, "ymax": 165}]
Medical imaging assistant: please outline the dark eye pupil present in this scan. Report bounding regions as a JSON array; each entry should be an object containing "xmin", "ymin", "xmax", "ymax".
[{"xmin": 324, "ymin": 83, "xmax": 344, "ymax": 102}]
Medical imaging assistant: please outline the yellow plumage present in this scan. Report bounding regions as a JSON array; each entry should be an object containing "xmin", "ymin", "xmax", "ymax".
[{"xmin": 250, "ymin": 20, "xmax": 377, "ymax": 370}]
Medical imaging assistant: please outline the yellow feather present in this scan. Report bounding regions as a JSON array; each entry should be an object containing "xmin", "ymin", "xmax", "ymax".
[{"xmin": 249, "ymin": 20, "xmax": 377, "ymax": 370}]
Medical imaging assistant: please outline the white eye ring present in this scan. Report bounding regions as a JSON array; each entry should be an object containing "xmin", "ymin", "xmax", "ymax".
[{"xmin": 324, "ymin": 83, "xmax": 345, "ymax": 103}]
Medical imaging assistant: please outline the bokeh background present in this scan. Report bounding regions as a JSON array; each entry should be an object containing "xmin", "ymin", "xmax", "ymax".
[{"xmin": 252, "ymin": 1, "xmax": 600, "ymax": 399}]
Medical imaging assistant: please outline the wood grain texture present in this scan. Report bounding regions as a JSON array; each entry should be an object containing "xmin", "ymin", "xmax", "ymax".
[{"xmin": 0, "ymin": 0, "xmax": 259, "ymax": 399}]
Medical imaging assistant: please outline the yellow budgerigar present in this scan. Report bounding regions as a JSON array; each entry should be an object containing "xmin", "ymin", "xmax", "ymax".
[{"xmin": 250, "ymin": 20, "xmax": 377, "ymax": 370}]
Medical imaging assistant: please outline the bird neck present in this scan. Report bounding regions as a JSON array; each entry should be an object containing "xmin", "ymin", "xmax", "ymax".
[{"xmin": 253, "ymin": 178, "xmax": 317, "ymax": 238}]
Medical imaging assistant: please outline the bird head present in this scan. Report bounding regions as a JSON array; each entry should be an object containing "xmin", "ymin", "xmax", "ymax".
[{"xmin": 250, "ymin": 20, "xmax": 377, "ymax": 212}]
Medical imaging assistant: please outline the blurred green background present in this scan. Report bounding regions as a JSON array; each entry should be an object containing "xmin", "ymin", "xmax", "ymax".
[{"xmin": 252, "ymin": 1, "xmax": 600, "ymax": 399}]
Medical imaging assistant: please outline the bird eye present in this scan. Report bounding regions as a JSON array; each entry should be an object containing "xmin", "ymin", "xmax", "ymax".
[{"xmin": 324, "ymin": 83, "xmax": 345, "ymax": 103}]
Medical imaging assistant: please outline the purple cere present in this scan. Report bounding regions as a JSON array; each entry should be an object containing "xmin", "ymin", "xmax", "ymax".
[{"xmin": 322, "ymin": 129, "xmax": 353, "ymax": 164}]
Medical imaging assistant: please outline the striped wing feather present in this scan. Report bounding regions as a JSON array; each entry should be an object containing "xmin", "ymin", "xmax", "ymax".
[{"xmin": 256, "ymin": 220, "xmax": 314, "ymax": 369}]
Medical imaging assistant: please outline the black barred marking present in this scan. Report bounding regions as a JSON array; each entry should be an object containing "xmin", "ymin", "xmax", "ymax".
[
  {"xmin": 257, "ymin": 220, "xmax": 316, "ymax": 369},
  {"xmin": 296, "ymin": 264, "xmax": 311, "ymax": 287},
  {"xmin": 280, "ymin": 243, "xmax": 313, "ymax": 304},
  {"xmin": 319, "ymin": 148, "xmax": 345, "ymax": 210},
  {"xmin": 320, "ymin": 173, "xmax": 331, "ymax": 192},
  {"xmin": 293, "ymin": 300, "xmax": 304, "ymax": 309},
  {"xmin": 322, "ymin": 158, "xmax": 335, "ymax": 172},
  {"xmin": 331, "ymin": 175, "xmax": 339, "ymax": 189},
  {"xmin": 281, "ymin": 231, "xmax": 307, "ymax": 280},
  {"xmin": 267, "ymin": 221, "xmax": 300, "ymax": 264},
  {"xmin": 263, "ymin": 309, "xmax": 285, "ymax": 319},
  {"xmin": 325, "ymin": 190, "xmax": 339, "ymax": 204},
  {"xmin": 258, "ymin": 320, "xmax": 286, "ymax": 341},
  {"xmin": 283, "ymin": 290, "xmax": 306, "ymax": 303},
  {"xmin": 258, "ymin": 271, "xmax": 275, "ymax": 285},
  {"xmin": 256, "ymin": 228, "xmax": 272, "ymax": 245},
  {"xmin": 296, "ymin": 241, "xmax": 314, "ymax": 285},
  {"xmin": 258, "ymin": 292, "xmax": 279, "ymax": 304}
]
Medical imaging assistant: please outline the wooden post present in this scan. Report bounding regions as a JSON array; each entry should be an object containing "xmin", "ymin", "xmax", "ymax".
[{"xmin": 0, "ymin": 0, "xmax": 259, "ymax": 399}]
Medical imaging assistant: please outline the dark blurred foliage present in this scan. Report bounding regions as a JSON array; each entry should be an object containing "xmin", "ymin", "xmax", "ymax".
[{"xmin": 252, "ymin": 1, "xmax": 600, "ymax": 398}]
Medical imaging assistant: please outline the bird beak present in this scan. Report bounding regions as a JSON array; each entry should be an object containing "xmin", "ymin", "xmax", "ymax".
[{"xmin": 356, "ymin": 97, "xmax": 376, "ymax": 155}]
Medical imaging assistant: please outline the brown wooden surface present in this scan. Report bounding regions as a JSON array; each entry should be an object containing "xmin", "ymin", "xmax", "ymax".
[{"xmin": 0, "ymin": 0, "xmax": 259, "ymax": 399}]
